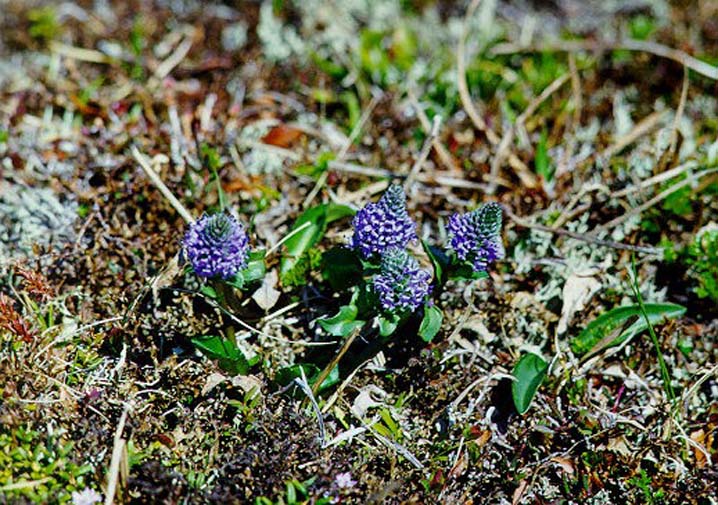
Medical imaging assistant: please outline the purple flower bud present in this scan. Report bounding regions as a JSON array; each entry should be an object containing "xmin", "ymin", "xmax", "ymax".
[
  {"xmin": 183, "ymin": 213, "xmax": 249, "ymax": 280},
  {"xmin": 350, "ymin": 185, "xmax": 417, "ymax": 259},
  {"xmin": 373, "ymin": 247, "xmax": 432, "ymax": 313},
  {"xmin": 447, "ymin": 202, "xmax": 504, "ymax": 273}
]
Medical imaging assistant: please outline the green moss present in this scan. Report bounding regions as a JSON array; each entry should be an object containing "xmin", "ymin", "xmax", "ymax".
[
  {"xmin": 27, "ymin": 7, "xmax": 62, "ymax": 41},
  {"xmin": 0, "ymin": 426, "xmax": 94, "ymax": 502},
  {"xmin": 686, "ymin": 228, "xmax": 718, "ymax": 302}
]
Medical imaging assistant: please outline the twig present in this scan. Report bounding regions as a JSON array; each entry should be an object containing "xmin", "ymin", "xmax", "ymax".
[
  {"xmin": 303, "ymin": 92, "xmax": 382, "ymax": 208},
  {"xmin": 104, "ymin": 404, "xmax": 131, "ymax": 505},
  {"xmin": 407, "ymin": 89, "xmax": 460, "ymax": 172},
  {"xmin": 311, "ymin": 325, "xmax": 364, "ymax": 397},
  {"xmin": 404, "ymin": 115, "xmax": 441, "ymax": 191},
  {"xmin": 457, "ymin": 0, "xmax": 537, "ymax": 190},
  {"xmin": 490, "ymin": 39, "xmax": 718, "ymax": 81},
  {"xmin": 669, "ymin": 69, "xmax": 689, "ymax": 155},
  {"xmin": 131, "ymin": 146, "xmax": 195, "ymax": 225},
  {"xmin": 504, "ymin": 206, "xmax": 661, "ymax": 254},
  {"xmin": 595, "ymin": 168, "xmax": 718, "ymax": 231},
  {"xmin": 600, "ymin": 110, "xmax": 668, "ymax": 162}
]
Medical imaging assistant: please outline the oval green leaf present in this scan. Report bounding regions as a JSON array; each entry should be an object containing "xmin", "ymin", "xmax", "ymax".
[
  {"xmin": 191, "ymin": 335, "xmax": 249, "ymax": 376},
  {"xmin": 418, "ymin": 304, "xmax": 443, "ymax": 343},
  {"xmin": 317, "ymin": 304, "xmax": 364, "ymax": 337},
  {"xmin": 570, "ymin": 303, "xmax": 686, "ymax": 356},
  {"xmin": 280, "ymin": 203, "xmax": 354, "ymax": 276},
  {"xmin": 512, "ymin": 353, "xmax": 548, "ymax": 415}
]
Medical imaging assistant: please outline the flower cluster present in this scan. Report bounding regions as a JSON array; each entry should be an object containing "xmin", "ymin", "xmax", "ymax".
[
  {"xmin": 448, "ymin": 202, "xmax": 504, "ymax": 273},
  {"xmin": 373, "ymin": 247, "xmax": 432, "ymax": 313},
  {"xmin": 183, "ymin": 213, "xmax": 249, "ymax": 280},
  {"xmin": 350, "ymin": 184, "xmax": 417, "ymax": 258}
]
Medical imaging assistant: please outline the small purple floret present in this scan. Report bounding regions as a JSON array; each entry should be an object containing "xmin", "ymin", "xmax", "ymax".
[
  {"xmin": 350, "ymin": 185, "xmax": 417, "ymax": 259},
  {"xmin": 183, "ymin": 213, "xmax": 249, "ymax": 280},
  {"xmin": 373, "ymin": 247, "xmax": 432, "ymax": 314},
  {"xmin": 447, "ymin": 202, "xmax": 504, "ymax": 273}
]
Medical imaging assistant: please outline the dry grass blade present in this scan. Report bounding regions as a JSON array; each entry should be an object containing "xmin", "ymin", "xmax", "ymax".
[
  {"xmin": 404, "ymin": 115, "xmax": 441, "ymax": 191},
  {"xmin": 104, "ymin": 404, "xmax": 131, "ymax": 505},
  {"xmin": 669, "ymin": 69, "xmax": 690, "ymax": 155},
  {"xmin": 489, "ymin": 73, "xmax": 570, "ymax": 193},
  {"xmin": 407, "ymin": 89, "xmax": 460, "ymax": 172},
  {"xmin": 457, "ymin": 0, "xmax": 537, "ymax": 190},
  {"xmin": 504, "ymin": 206, "xmax": 661, "ymax": 254},
  {"xmin": 600, "ymin": 110, "xmax": 668, "ymax": 162},
  {"xmin": 596, "ymin": 168, "xmax": 718, "ymax": 231},
  {"xmin": 491, "ymin": 39, "xmax": 718, "ymax": 81},
  {"xmin": 131, "ymin": 146, "xmax": 195, "ymax": 225},
  {"xmin": 303, "ymin": 92, "xmax": 382, "ymax": 208}
]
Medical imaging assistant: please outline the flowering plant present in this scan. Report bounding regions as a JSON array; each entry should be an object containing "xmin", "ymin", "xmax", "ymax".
[
  {"xmin": 183, "ymin": 213, "xmax": 249, "ymax": 280},
  {"xmin": 319, "ymin": 188, "xmax": 505, "ymax": 339},
  {"xmin": 422, "ymin": 201, "xmax": 505, "ymax": 286},
  {"xmin": 182, "ymin": 211, "xmax": 266, "ymax": 375},
  {"xmin": 318, "ymin": 185, "xmax": 439, "ymax": 340}
]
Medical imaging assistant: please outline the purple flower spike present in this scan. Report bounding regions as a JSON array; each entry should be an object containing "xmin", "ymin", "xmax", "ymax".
[
  {"xmin": 350, "ymin": 185, "xmax": 417, "ymax": 259},
  {"xmin": 183, "ymin": 213, "xmax": 249, "ymax": 280},
  {"xmin": 373, "ymin": 247, "xmax": 432, "ymax": 314},
  {"xmin": 447, "ymin": 202, "xmax": 505, "ymax": 273}
]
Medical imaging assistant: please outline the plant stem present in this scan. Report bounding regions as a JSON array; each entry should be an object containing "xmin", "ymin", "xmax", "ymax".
[
  {"xmin": 212, "ymin": 279, "xmax": 244, "ymax": 353},
  {"xmin": 311, "ymin": 324, "xmax": 365, "ymax": 397},
  {"xmin": 630, "ymin": 255, "xmax": 676, "ymax": 403}
]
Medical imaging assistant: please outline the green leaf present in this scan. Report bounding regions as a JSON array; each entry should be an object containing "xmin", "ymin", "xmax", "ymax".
[
  {"xmin": 418, "ymin": 305, "xmax": 443, "ymax": 342},
  {"xmin": 325, "ymin": 202, "xmax": 355, "ymax": 222},
  {"xmin": 318, "ymin": 304, "xmax": 365, "ymax": 337},
  {"xmin": 535, "ymin": 129, "xmax": 554, "ymax": 182},
  {"xmin": 421, "ymin": 240, "xmax": 449, "ymax": 285},
  {"xmin": 279, "ymin": 203, "xmax": 354, "ymax": 278},
  {"xmin": 570, "ymin": 303, "xmax": 686, "ymax": 356},
  {"xmin": 225, "ymin": 274, "xmax": 244, "ymax": 290},
  {"xmin": 377, "ymin": 313, "xmax": 401, "ymax": 337},
  {"xmin": 511, "ymin": 353, "xmax": 548, "ymax": 415},
  {"xmin": 242, "ymin": 250, "xmax": 267, "ymax": 284},
  {"xmin": 275, "ymin": 363, "xmax": 340, "ymax": 393},
  {"xmin": 448, "ymin": 262, "xmax": 490, "ymax": 282},
  {"xmin": 191, "ymin": 335, "xmax": 249, "ymax": 375},
  {"xmin": 321, "ymin": 247, "xmax": 362, "ymax": 290},
  {"xmin": 223, "ymin": 251, "xmax": 268, "ymax": 290},
  {"xmin": 200, "ymin": 285, "xmax": 217, "ymax": 299}
]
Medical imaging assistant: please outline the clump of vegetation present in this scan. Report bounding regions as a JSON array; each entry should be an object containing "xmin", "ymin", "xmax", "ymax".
[
  {"xmin": 0, "ymin": 426, "xmax": 94, "ymax": 503},
  {"xmin": 685, "ymin": 226, "xmax": 718, "ymax": 302},
  {"xmin": 663, "ymin": 224, "xmax": 718, "ymax": 303},
  {"xmin": 2, "ymin": 0, "xmax": 718, "ymax": 502}
]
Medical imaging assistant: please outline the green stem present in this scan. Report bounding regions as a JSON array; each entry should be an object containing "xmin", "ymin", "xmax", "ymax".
[
  {"xmin": 630, "ymin": 255, "xmax": 676, "ymax": 403},
  {"xmin": 211, "ymin": 279, "xmax": 243, "ymax": 355},
  {"xmin": 311, "ymin": 323, "xmax": 366, "ymax": 397}
]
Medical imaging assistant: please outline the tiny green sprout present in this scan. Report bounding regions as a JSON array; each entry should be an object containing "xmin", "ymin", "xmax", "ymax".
[{"xmin": 27, "ymin": 6, "xmax": 62, "ymax": 41}]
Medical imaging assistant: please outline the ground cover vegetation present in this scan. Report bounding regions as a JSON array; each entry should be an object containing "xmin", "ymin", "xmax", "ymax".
[{"xmin": 1, "ymin": 0, "xmax": 717, "ymax": 503}]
